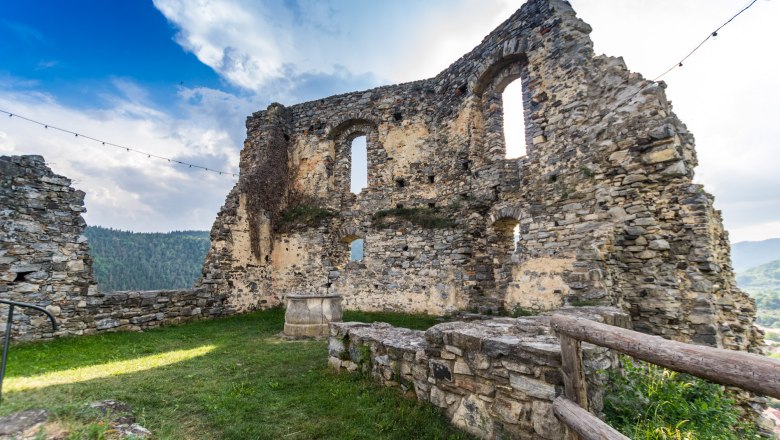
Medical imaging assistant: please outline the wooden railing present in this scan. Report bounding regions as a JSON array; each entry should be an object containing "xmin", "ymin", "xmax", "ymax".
[{"xmin": 550, "ymin": 313, "xmax": 780, "ymax": 440}]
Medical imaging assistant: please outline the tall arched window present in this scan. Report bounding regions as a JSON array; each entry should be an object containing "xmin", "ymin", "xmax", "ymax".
[
  {"xmin": 502, "ymin": 79, "xmax": 527, "ymax": 159},
  {"xmin": 351, "ymin": 136, "xmax": 367, "ymax": 194}
]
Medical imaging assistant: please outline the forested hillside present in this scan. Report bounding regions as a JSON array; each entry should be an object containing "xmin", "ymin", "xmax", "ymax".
[
  {"xmin": 737, "ymin": 259, "xmax": 780, "ymax": 327},
  {"xmin": 83, "ymin": 226, "xmax": 210, "ymax": 292}
]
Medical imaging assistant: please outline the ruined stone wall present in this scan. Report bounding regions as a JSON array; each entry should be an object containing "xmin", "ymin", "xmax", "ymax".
[
  {"xmin": 328, "ymin": 307, "xmax": 627, "ymax": 439},
  {"xmin": 201, "ymin": 0, "xmax": 760, "ymax": 351},
  {"xmin": 0, "ymin": 155, "xmax": 228, "ymax": 340}
]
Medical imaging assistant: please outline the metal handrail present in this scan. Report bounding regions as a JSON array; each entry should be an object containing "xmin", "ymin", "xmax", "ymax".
[{"xmin": 0, "ymin": 299, "xmax": 58, "ymax": 402}]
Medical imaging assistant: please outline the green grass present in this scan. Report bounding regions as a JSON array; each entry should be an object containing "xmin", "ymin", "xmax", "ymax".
[
  {"xmin": 604, "ymin": 356, "xmax": 759, "ymax": 440},
  {"xmin": 1, "ymin": 309, "xmax": 470, "ymax": 440},
  {"xmin": 342, "ymin": 310, "xmax": 444, "ymax": 330}
]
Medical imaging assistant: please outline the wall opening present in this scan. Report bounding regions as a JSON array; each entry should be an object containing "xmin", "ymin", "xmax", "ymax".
[
  {"xmin": 349, "ymin": 238, "xmax": 364, "ymax": 262},
  {"xmin": 502, "ymin": 79, "xmax": 527, "ymax": 159},
  {"xmin": 12, "ymin": 271, "xmax": 34, "ymax": 283},
  {"xmin": 492, "ymin": 218, "xmax": 521, "ymax": 291},
  {"xmin": 494, "ymin": 218, "xmax": 521, "ymax": 258},
  {"xmin": 351, "ymin": 135, "xmax": 368, "ymax": 194}
]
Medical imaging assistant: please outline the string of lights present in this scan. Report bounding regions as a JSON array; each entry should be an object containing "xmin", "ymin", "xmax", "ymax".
[
  {"xmin": 606, "ymin": 0, "xmax": 760, "ymax": 116},
  {"xmin": 652, "ymin": 0, "xmax": 758, "ymax": 81},
  {"xmin": 0, "ymin": 108, "xmax": 239, "ymax": 178},
  {"xmin": 0, "ymin": 0, "xmax": 761, "ymax": 178}
]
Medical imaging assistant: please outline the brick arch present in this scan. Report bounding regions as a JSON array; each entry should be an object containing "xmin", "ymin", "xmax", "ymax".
[
  {"xmin": 489, "ymin": 206, "xmax": 523, "ymax": 225},
  {"xmin": 472, "ymin": 52, "xmax": 528, "ymax": 96},
  {"xmin": 337, "ymin": 226, "xmax": 365, "ymax": 244},
  {"xmin": 326, "ymin": 114, "xmax": 378, "ymax": 140}
]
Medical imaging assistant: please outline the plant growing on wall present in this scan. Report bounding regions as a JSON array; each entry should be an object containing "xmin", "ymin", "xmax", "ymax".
[
  {"xmin": 371, "ymin": 207, "xmax": 454, "ymax": 229},
  {"xmin": 239, "ymin": 107, "xmax": 335, "ymax": 255},
  {"xmin": 239, "ymin": 106, "xmax": 293, "ymax": 258}
]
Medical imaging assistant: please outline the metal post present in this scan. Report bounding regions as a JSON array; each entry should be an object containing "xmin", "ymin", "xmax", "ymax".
[
  {"xmin": 0, "ymin": 304, "xmax": 15, "ymax": 401},
  {"xmin": 0, "ymin": 300, "xmax": 57, "ymax": 403}
]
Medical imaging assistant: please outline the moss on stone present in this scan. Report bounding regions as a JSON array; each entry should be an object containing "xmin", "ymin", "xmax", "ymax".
[{"xmin": 371, "ymin": 207, "xmax": 454, "ymax": 229}]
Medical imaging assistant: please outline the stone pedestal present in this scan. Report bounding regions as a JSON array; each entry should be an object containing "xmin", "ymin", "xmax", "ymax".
[{"xmin": 284, "ymin": 294, "xmax": 343, "ymax": 337}]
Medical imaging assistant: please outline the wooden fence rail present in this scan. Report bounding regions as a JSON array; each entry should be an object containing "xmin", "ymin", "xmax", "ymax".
[{"xmin": 550, "ymin": 313, "xmax": 780, "ymax": 440}]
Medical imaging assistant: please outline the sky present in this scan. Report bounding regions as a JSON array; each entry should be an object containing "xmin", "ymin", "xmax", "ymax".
[{"xmin": 0, "ymin": 0, "xmax": 777, "ymax": 243}]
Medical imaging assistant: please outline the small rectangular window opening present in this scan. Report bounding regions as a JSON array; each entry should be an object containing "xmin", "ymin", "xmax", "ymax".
[
  {"xmin": 396, "ymin": 179, "xmax": 405, "ymax": 188},
  {"xmin": 428, "ymin": 175, "xmax": 435, "ymax": 184}
]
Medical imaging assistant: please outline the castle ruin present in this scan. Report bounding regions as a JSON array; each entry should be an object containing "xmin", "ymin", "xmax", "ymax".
[
  {"xmin": 199, "ymin": 0, "xmax": 761, "ymax": 353},
  {"xmin": 0, "ymin": 0, "xmax": 769, "ymax": 436}
]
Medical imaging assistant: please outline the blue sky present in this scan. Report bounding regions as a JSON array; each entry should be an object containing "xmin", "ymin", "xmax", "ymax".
[
  {"xmin": 1, "ymin": 1, "xmax": 223, "ymax": 109},
  {"xmin": 0, "ymin": 0, "xmax": 778, "ymax": 243}
]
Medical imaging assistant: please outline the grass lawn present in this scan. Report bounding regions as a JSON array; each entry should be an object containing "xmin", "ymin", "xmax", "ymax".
[{"xmin": 0, "ymin": 309, "xmax": 470, "ymax": 440}]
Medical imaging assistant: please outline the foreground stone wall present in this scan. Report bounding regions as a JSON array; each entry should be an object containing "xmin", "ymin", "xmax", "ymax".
[
  {"xmin": 329, "ymin": 307, "xmax": 627, "ymax": 439},
  {"xmin": 0, "ymin": 155, "xmax": 228, "ymax": 340},
  {"xmin": 201, "ymin": 0, "xmax": 761, "ymax": 352}
]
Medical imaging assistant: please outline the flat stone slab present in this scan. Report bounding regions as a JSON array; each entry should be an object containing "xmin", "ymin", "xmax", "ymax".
[{"xmin": 0, "ymin": 409, "xmax": 48, "ymax": 439}]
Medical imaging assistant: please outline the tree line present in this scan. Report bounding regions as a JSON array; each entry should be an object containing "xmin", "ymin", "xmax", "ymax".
[{"xmin": 83, "ymin": 226, "xmax": 210, "ymax": 292}]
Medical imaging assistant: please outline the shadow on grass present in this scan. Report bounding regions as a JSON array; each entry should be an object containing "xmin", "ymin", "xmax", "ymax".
[
  {"xmin": 6, "ymin": 309, "xmax": 286, "ymax": 377},
  {"xmin": 2, "ymin": 308, "xmax": 471, "ymax": 440}
]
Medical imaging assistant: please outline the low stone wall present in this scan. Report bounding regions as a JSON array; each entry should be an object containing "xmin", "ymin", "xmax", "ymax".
[
  {"xmin": 328, "ymin": 307, "xmax": 627, "ymax": 439},
  {"xmin": 1, "ymin": 287, "xmax": 228, "ymax": 341},
  {"xmin": 84, "ymin": 288, "xmax": 228, "ymax": 334}
]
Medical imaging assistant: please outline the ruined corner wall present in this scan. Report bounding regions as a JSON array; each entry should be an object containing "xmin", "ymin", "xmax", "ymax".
[
  {"xmin": 201, "ymin": 0, "xmax": 761, "ymax": 351},
  {"xmin": 0, "ymin": 155, "xmax": 228, "ymax": 340}
]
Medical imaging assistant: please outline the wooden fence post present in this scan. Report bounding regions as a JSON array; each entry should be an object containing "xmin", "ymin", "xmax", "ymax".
[{"xmin": 559, "ymin": 332, "xmax": 588, "ymax": 440}]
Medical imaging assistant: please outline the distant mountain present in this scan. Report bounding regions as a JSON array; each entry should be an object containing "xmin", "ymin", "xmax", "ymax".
[
  {"xmin": 83, "ymin": 226, "xmax": 210, "ymax": 292},
  {"xmin": 737, "ymin": 260, "xmax": 780, "ymax": 292},
  {"xmin": 736, "ymin": 259, "xmax": 780, "ymax": 327},
  {"xmin": 731, "ymin": 238, "xmax": 780, "ymax": 273}
]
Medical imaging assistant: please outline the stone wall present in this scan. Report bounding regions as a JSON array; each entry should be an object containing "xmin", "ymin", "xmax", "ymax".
[
  {"xmin": 0, "ymin": 155, "xmax": 229, "ymax": 340},
  {"xmin": 328, "ymin": 307, "xmax": 627, "ymax": 439},
  {"xmin": 200, "ymin": 0, "xmax": 760, "ymax": 352}
]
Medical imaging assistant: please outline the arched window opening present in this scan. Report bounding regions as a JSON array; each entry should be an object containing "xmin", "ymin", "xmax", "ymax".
[
  {"xmin": 351, "ymin": 136, "xmax": 367, "ymax": 194},
  {"xmin": 494, "ymin": 218, "xmax": 521, "ymax": 258},
  {"xmin": 502, "ymin": 79, "xmax": 527, "ymax": 159},
  {"xmin": 349, "ymin": 238, "xmax": 364, "ymax": 262}
]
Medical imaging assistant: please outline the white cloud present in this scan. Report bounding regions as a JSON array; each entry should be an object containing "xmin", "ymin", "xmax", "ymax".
[
  {"xmin": 570, "ymin": 0, "xmax": 780, "ymax": 242},
  {"xmin": 0, "ymin": 81, "xmax": 248, "ymax": 232},
  {"xmin": 152, "ymin": 0, "xmax": 520, "ymax": 91},
  {"xmin": 3, "ymin": 0, "xmax": 776, "ymax": 243}
]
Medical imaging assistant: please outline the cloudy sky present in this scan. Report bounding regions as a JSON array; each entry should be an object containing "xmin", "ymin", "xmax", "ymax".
[{"xmin": 0, "ymin": 0, "xmax": 777, "ymax": 243}]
